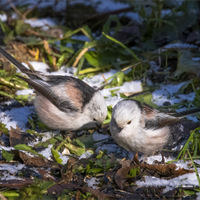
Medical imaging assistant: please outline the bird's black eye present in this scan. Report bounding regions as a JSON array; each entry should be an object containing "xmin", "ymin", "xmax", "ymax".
[
  {"xmin": 127, "ymin": 121, "xmax": 131, "ymax": 125},
  {"xmin": 93, "ymin": 118, "xmax": 96, "ymax": 121}
]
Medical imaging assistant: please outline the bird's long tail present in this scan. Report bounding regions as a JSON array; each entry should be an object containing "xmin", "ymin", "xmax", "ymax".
[
  {"xmin": 172, "ymin": 108, "xmax": 200, "ymax": 119},
  {"xmin": 0, "ymin": 46, "xmax": 27, "ymax": 72}
]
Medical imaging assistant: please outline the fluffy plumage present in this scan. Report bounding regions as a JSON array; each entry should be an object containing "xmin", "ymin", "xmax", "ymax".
[
  {"xmin": 0, "ymin": 47, "xmax": 107, "ymax": 131},
  {"xmin": 110, "ymin": 99, "xmax": 200, "ymax": 155}
]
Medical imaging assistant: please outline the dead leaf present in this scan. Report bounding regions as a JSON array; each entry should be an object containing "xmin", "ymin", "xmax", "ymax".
[
  {"xmin": 115, "ymin": 154, "xmax": 194, "ymax": 190},
  {"xmin": 37, "ymin": 169, "xmax": 55, "ymax": 181},
  {"xmin": 134, "ymin": 154, "xmax": 194, "ymax": 179},
  {"xmin": 52, "ymin": 56, "xmax": 57, "ymax": 71},
  {"xmin": 0, "ymin": 179, "xmax": 34, "ymax": 190},
  {"xmin": 19, "ymin": 151, "xmax": 52, "ymax": 167},
  {"xmin": 9, "ymin": 126, "xmax": 34, "ymax": 147},
  {"xmin": 115, "ymin": 160, "xmax": 131, "ymax": 189},
  {"xmin": 61, "ymin": 158, "xmax": 76, "ymax": 183},
  {"xmin": 43, "ymin": 40, "xmax": 51, "ymax": 55}
]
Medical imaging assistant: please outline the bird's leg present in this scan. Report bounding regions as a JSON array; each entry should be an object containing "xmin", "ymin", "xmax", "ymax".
[{"xmin": 153, "ymin": 151, "xmax": 165, "ymax": 164}]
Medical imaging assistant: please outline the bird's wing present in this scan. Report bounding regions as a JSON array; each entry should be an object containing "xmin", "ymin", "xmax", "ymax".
[
  {"xmin": 17, "ymin": 75, "xmax": 78, "ymax": 113},
  {"xmin": 141, "ymin": 103, "xmax": 179, "ymax": 130}
]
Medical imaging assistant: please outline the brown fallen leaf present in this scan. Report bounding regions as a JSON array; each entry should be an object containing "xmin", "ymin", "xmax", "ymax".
[
  {"xmin": 135, "ymin": 154, "xmax": 195, "ymax": 179},
  {"xmin": 61, "ymin": 158, "xmax": 76, "ymax": 183},
  {"xmin": 9, "ymin": 126, "xmax": 35, "ymax": 147},
  {"xmin": 43, "ymin": 40, "xmax": 51, "ymax": 55},
  {"xmin": 115, "ymin": 154, "xmax": 194, "ymax": 190},
  {"xmin": 19, "ymin": 151, "xmax": 52, "ymax": 167},
  {"xmin": 115, "ymin": 160, "xmax": 131, "ymax": 189},
  {"xmin": 37, "ymin": 169, "xmax": 55, "ymax": 181},
  {"xmin": 0, "ymin": 179, "xmax": 34, "ymax": 190}
]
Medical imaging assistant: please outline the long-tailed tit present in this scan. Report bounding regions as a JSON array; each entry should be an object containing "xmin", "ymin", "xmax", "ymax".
[
  {"xmin": 110, "ymin": 99, "xmax": 200, "ymax": 155},
  {"xmin": 0, "ymin": 47, "xmax": 107, "ymax": 131}
]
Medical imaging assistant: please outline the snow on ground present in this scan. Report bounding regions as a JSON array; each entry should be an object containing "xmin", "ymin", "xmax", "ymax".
[
  {"xmin": 29, "ymin": 61, "xmax": 50, "ymax": 72},
  {"xmin": 162, "ymin": 43, "xmax": 198, "ymax": 51},
  {"xmin": 79, "ymin": 150, "xmax": 93, "ymax": 160},
  {"xmin": 25, "ymin": 18, "xmax": 57, "ymax": 30},
  {"xmin": 0, "ymin": 163, "xmax": 26, "ymax": 180},
  {"xmin": 0, "ymin": 14, "xmax": 7, "ymax": 22},
  {"xmin": 86, "ymin": 177, "xmax": 100, "ymax": 189},
  {"xmin": 0, "ymin": 106, "xmax": 34, "ymax": 131},
  {"xmin": 136, "ymin": 171, "xmax": 199, "ymax": 193},
  {"xmin": 152, "ymin": 82, "xmax": 195, "ymax": 107},
  {"xmin": 38, "ymin": 144, "xmax": 53, "ymax": 160},
  {"xmin": 84, "ymin": 69, "xmax": 142, "ymax": 107}
]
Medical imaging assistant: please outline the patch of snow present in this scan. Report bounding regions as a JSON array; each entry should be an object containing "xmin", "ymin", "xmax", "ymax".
[
  {"xmin": 58, "ymin": 152, "xmax": 69, "ymax": 165},
  {"xmin": 30, "ymin": 131, "xmax": 58, "ymax": 147},
  {"xmin": 161, "ymin": 10, "xmax": 184, "ymax": 18},
  {"xmin": 0, "ymin": 145, "xmax": 15, "ymax": 151},
  {"xmin": 16, "ymin": 62, "xmax": 29, "ymax": 73},
  {"xmin": 84, "ymin": 69, "xmax": 117, "ymax": 87},
  {"xmin": 0, "ymin": 100, "xmax": 14, "ymax": 106},
  {"xmin": 86, "ymin": 177, "xmax": 100, "ymax": 189},
  {"xmin": 145, "ymin": 154, "xmax": 175, "ymax": 165},
  {"xmin": 149, "ymin": 61, "xmax": 160, "ymax": 73},
  {"xmin": 0, "ymin": 172, "xmax": 24, "ymax": 181},
  {"xmin": 162, "ymin": 43, "xmax": 198, "ymax": 51},
  {"xmin": 85, "ymin": 69, "xmax": 142, "ymax": 107},
  {"xmin": 25, "ymin": 17, "xmax": 57, "ymax": 28},
  {"xmin": 51, "ymin": 66, "xmax": 76, "ymax": 76},
  {"xmin": 176, "ymin": 107, "xmax": 199, "ymax": 122},
  {"xmin": 104, "ymin": 96, "xmax": 122, "ymax": 107},
  {"xmin": 79, "ymin": 151, "xmax": 93, "ymax": 160},
  {"xmin": 12, "ymin": 13, "xmax": 19, "ymax": 19},
  {"xmin": 0, "ymin": 106, "xmax": 34, "ymax": 131},
  {"xmin": 0, "ymin": 14, "xmax": 7, "ymax": 22},
  {"xmin": 0, "ymin": 163, "xmax": 25, "ymax": 174},
  {"xmin": 136, "ymin": 170, "xmax": 200, "ymax": 193},
  {"xmin": 38, "ymin": 144, "xmax": 53, "ymax": 160},
  {"xmin": 102, "ymin": 80, "xmax": 142, "ymax": 107},
  {"xmin": 16, "ymin": 89, "xmax": 34, "ymax": 96},
  {"xmin": 29, "ymin": 61, "xmax": 50, "ymax": 73},
  {"xmin": 118, "ymin": 81, "xmax": 142, "ymax": 93},
  {"xmin": 192, "ymin": 57, "xmax": 200, "ymax": 61},
  {"xmin": 152, "ymin": 82, "xmax": 195, "ymax": 107}
]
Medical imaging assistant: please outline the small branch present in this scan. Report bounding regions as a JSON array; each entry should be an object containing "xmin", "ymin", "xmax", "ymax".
[
  {"xmin": 22, "ymin": 0, "xmax": 42, "ymax": 20},
  {"xmin": 8, "ymin": 0, "xmax": 23, "ymax": 18}
]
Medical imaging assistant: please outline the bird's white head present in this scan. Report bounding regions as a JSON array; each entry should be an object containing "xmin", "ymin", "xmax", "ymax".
[
  {"xmin": 110, "ymin": 100, "xmax": 142, "ymax": 135},
  {"xmin": 81, "ymin": 91, "xmax": 107, "ymax": 129}
]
